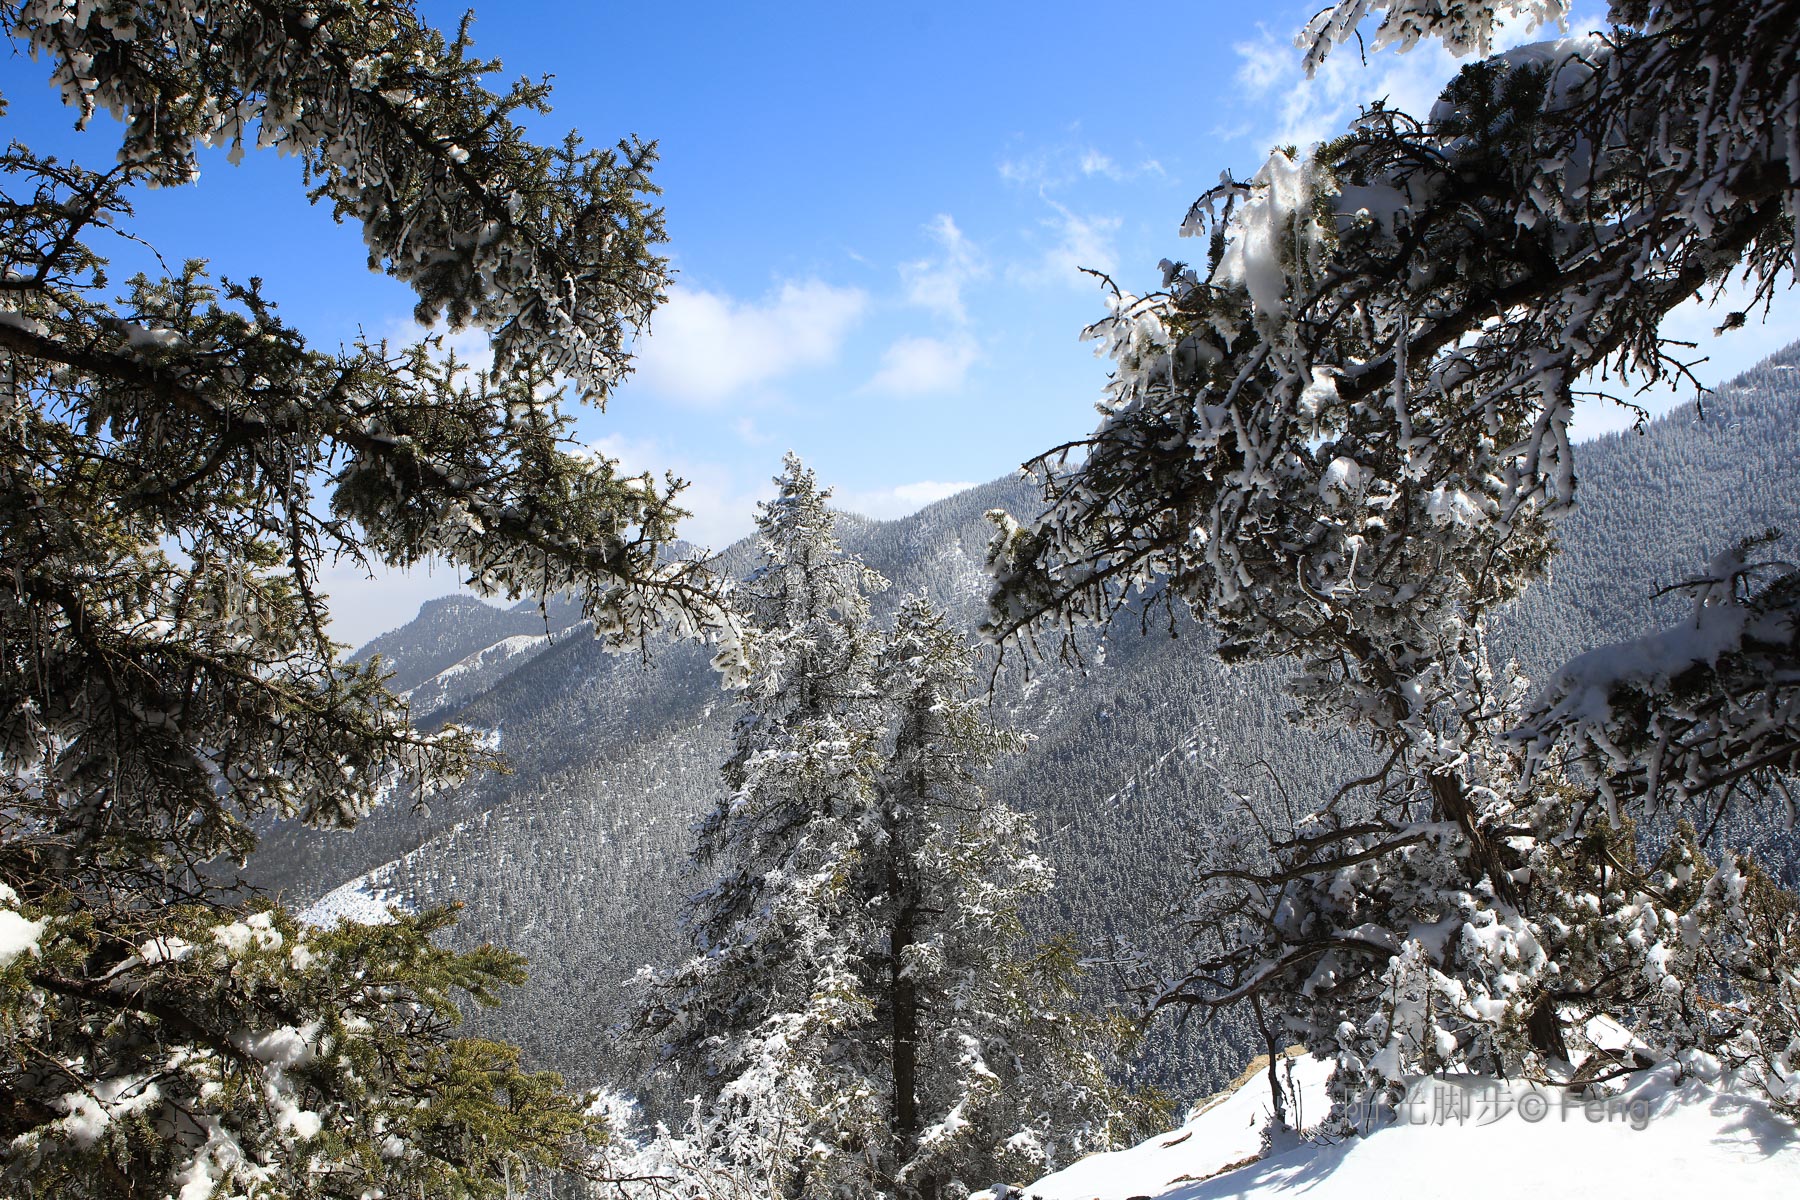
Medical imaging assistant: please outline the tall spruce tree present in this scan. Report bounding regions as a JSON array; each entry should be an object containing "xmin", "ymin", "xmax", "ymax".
[
  {"xmin": 637, "ymin": 453, "xmax": 892, "ymax": 1194},
  {"xmin": 876, "ymin": 596, "xmax": 1148, "ymax": 1197},
  {"xmin": 637, "ymin": 460, "xmax": 1149, "ymax": 1198},
  {"xmin": 0, "ymin": 2, "xmax": 737, "ymax": 1195}
]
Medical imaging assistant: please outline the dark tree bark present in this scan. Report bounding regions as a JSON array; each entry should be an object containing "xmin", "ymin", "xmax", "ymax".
[{"xmin": 887, "ymin": 799, "xmax": 923, "ymax": 1197}]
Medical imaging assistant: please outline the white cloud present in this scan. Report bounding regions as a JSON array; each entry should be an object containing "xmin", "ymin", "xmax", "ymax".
[
  {"xmin": 631, "ymin": 279, "xmax": 867, "ymax": 405},
  {"xmin": 1012, "ymin": 201, "xmax": 1120, "ymax": 289},
  {"xmin": 586, "ymin": 433, "xmax": 773, "ymax": 553},
  {"xmin": 1079, "ymin": 149, "xmax": 1121, "ymax": 179},
  {"xmin": 900, "ymin": 214, "xmax": 988, "ymax": 324},
  {"xmin": 865, "ymin": 334, "xmax": 980, "ymax": 395},
  {"xmin": 1234, "ymin": 26, "xmax": 1291, "ymax": 96},
  {"xmin": 999, "ymin": 152, "xmax": 1050, "ymax": 189},
  {"xmin": 838, "ymin": 480, "xmax": 977, "ymax": 521},
  {"xmin": 999, "ymin": 143, "xmax": 1150, "ymax": 192}
]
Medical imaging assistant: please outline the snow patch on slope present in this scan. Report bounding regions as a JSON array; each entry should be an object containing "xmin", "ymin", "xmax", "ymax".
[
  {"xmin": 403, "ymin": 630, "xmax": 562, "ymax": 718},
  {"xmin": 411, "ymin": 633, "xmax": 551, "ymax": 691},
  {"xmin": 298, "ymin": 875, "xmax": 410, "ymax": 928},
  {"xmin": 1014, "ymin": 1055, "xmax": 1331, "ymax": 1199}
]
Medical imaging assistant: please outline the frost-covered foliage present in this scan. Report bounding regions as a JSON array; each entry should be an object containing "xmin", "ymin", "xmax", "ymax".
[
  {"xmin": 0, "ymin": 1, "xmax": 733, "ymax": 1193},
  {"xmin": 880, "ymin": 597, "xmax": 1151, "ymax": 1196},
  {"xmin": 2, "ymin": 0, "xmax": 663, "ymax": 392},
  {"xmin": 637, "ymin": 459, "xmax": 1151, "ymax": 1198},
  {"xmin": 1150, "ymin": 664, "xmax": 1584, "ymax": 1122},
  {"xmin": 0, "ymin": 894, "xmax": 609, "ymax": 1198},
  {"xmin": 1514, "ymin": 535, "xmax": 1800, "ymax": 826},
  {"xmin": 635, "ymin": 455, "xmax": 904, "ymax": 1195},
  {"xmin": 1298, "ymin": 0, "xmax": 1574, "ymax": 70},
  {"xmin": 985, "ymin": 0, "xmax": 1800, "ymax": 1125},
  {"xmin": 0, "ymin": 10, "xmax": 739, "ymax": 664},
  {"xmin": 988, "ymin": 0, "xmax": 1798, "ymax": 709}
]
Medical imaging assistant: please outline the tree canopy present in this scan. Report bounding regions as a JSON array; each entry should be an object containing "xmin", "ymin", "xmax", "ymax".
[
  {"xmin": 0, "ymin": 1, "xmax": 736, "ymax": 1194},
  {"xmin": 984, "ymin": 0, "xmax": 1800, "ymax": 1120}
]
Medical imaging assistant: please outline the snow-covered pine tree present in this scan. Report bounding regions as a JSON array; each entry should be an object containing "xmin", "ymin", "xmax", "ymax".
[
  {"xmin": 636, "ymin": 453, "xmax": 893, "ymax": 1195},
  {"xmin": 0, "ymin": 2, "xmax": 738, "ymax": 1195},
  {"xmin": 877, "ymin": 595, "xmax": 1150, "ymax": 1197},
  {"xmin": 637, "ymin": 463, "xmax": 1151, "ymax": 1197},
  {"xmin": 983, "ymin": 0, "xmax": 1800, "ymax": 1121}
]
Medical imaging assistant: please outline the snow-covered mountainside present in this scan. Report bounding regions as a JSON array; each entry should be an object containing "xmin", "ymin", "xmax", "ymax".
[
  {"xmin": 1011, "ymin": 1056, "xmax": 1798, "ymax": 1199},
  {"xmin": 400, "ymin": 630, "xmax": 562, "ymax": 722},
  {"xmin": 253, "ymin": 342, "xmax": 1800, "ymax": 1111},
  {"xmin": 298, "ymin": 874, "xmax": 408, "ymax": 928},
  {"xmin": 351, "ymin": 593, "xmax": 579, "ymax": 694}
]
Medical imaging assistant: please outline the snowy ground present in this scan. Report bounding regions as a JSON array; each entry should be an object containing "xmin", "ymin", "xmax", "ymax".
[
  {"xmin": 297, "ymin": 874, "xmax": 408, "ymax": 927},
  {"xmin": 1013, "ymin": 1056, "xmax": 1799, "ymax": 1199}
]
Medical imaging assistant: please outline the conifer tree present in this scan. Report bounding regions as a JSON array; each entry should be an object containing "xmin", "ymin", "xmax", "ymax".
[
  {"xmin": 0, "ymin": 2, "xmax": 736, "ymax": 1194},
  {"xmin": 636, "ymin": 454, "xmax": 892, "ymax": 1195},
  {"xmin": 876, "ymin": 596, "xmax": 1148, "ymax": 1197},
  {"xmin": 638, "ymin": 462, "xmax": 1150, "ymax": 1198}
]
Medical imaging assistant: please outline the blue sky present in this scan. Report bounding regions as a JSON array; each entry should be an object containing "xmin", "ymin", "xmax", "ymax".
[{"xmin": 7, "ymin": 2, "xmax": 1796, "ymax": 646}]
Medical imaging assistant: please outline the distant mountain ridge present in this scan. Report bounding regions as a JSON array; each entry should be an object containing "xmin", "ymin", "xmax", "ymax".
[{"xmin": 252, "ymin": 339, "xmax": 1800, "ymax": 1107}]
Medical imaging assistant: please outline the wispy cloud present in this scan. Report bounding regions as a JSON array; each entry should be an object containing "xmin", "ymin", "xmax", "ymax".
[
  {"xmin": 1234, "ymin": 25, "xmax": 1292, "ymax": 97},
  {"xmin": 838, "ymin": 479, "xmax": 977, "ymax": 521},
  {"xmin": 900, "ymin": 214, "xmax": 987, "ymax": 324},
  {"xmin": 1079, "ymin": 149, "xmax": 1121, "ymax": 179},
  {"xmin": 631, "ymin": 279, "xmax": 867, "ymax": 405},
  {"xmin": 868, "ymin": 215, "xmax": 990, "ymax": 396},
  {"xmin": 1000, "ymin": 141, "xmax": 1158, "ymax": 192},
  {"xmin": 1011, "ymin": 201, "xmax": 1120, "ymax": 289},
  {"xmin": 865, "ymin": 334, "xmax": 980, "ymax": 395}
]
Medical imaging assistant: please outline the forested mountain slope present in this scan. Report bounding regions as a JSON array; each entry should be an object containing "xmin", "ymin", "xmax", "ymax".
[
  {"xmin": 352, "ymin": 594, "xmax": 575, "ymax": 694},
  {"xmin": 258, "ymin": 341, "xmax": 1800, "ymax": 1106}
]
